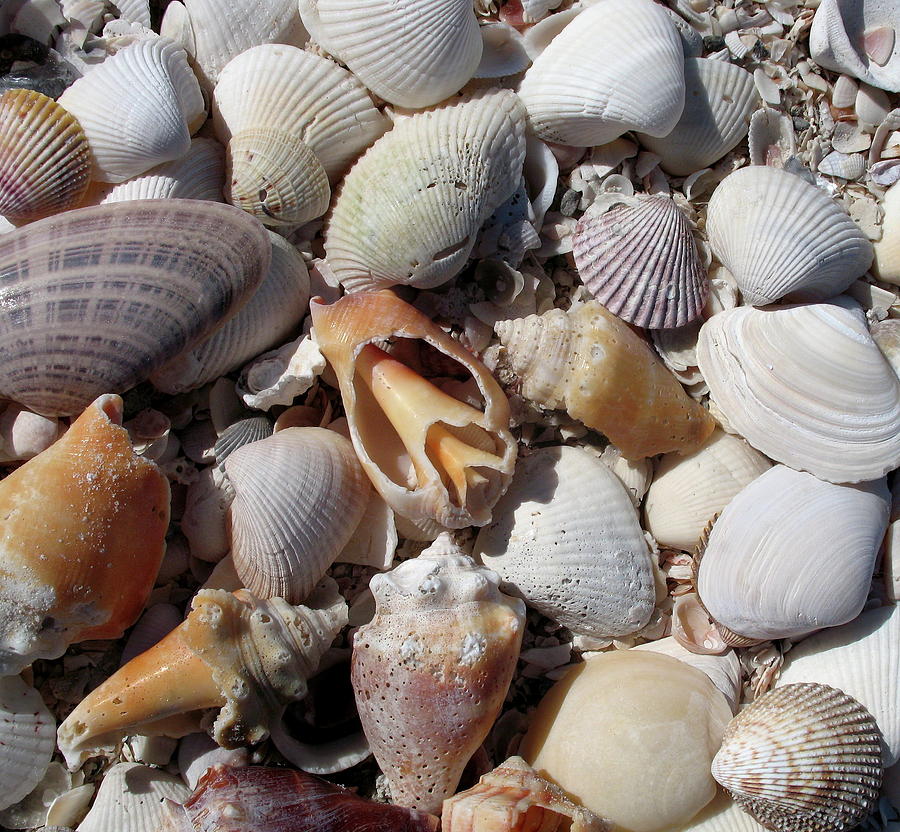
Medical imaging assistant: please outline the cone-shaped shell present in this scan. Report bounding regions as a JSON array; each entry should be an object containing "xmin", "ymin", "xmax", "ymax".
[
  {"xmin": 352, "ymin": 534, "xmax": 525, "ymax": 813},
  {"xmin": 705, "ymin": 166, "xmax": 874, "ymax": 305},
  {"xmin": 572, "ymin": 194, "xmax": 708, "ymax": 329},
  {"xmin": 517, "ymin": 0, "xmax": 685, "ymax": 146},
  {"xmin": 0, "ymin": 395, "xmax": 169, "ymax": 676},
  {"xmin": 225, "ymin": 427, "xmax": 370, "ymax": 604},
  {"xmin": 310, "ymin": 291, "xmax": 517, "ymax": 529},
  {"xmin": 473, "ymin": 445, "xmax": 656, "ymax": 638},
  {"xmin": 712, "ymin": 683, "xmax": 883, "ymax": 832},
  {"xmin": 696, "ymin": 302, "xmax": 900, "ymax": 483},
  {"xmin": 0, "ymin": 89, "xmax": 91, "ymax": 223},
  {"xmin": 0, "ymin": 199, "xmax": 270, "ymax": 416},
  {"xmin": 325, "ymin": 91, "xmax": 526, "ymax": 292},
  {"xmin": 495, "ymin": 301, "xmax": 716, "ymax": 459}
]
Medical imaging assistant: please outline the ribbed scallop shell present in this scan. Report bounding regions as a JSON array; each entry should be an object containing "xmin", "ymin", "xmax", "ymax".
[
  {"xmin": 705, "ymin": 166, "xmax": 873, "ymax": 305},
  {"xmin": 57, "ymin": 38, "xmax": 204, "ymax": 183},
  {"xmin": 300, "ymin": 0, "xmax": 482, "ymax": 108},
  {"xmin": 516, "ymin": 0, "xmax": 685, "ymax": 146},
  {"xmin": 695, "ymin": 465, "xmax": 889, "ymax": 643},
  {"xmin": 213, "ymin": 415, "xmax": 274, "ymax": 466},
  {"xmin": 696, "ymin": 302, "xmax": 900, "ymax": 483},
  {"xmin": 0, "ymin": 199, "xmax": 270, "ymax": 416},
  {"xmin": 712, "ymin": 684, "xmax": 882, "ymax": 832},
  {"xmin": 325, "ymin": 91, "xmax": 525, "ymax": 292},
  {"xmin": 225, "ymin": 427, "xmax": 370, "ymax": 604},
  {"xmin": 473, "ymin": 445, "xmax": 656, "ymax": 638},
  {"xmin": 0, "ymin": 89, "xmax": 90, "ymax": 223},
  {"xmin": 637, "ymin": 58, "xmax": 758, "ymax": 176},
  {"xmin": 572, "ymin": 194, "xmax": 708, "ymax": 329}
]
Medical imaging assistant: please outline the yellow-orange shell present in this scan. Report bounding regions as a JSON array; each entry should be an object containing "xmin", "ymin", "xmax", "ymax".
[{"xmin": 0, "ymin": 394, "xmax": 169, "ymax": 676}]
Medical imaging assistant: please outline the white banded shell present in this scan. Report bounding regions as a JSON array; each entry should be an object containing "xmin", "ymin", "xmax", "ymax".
[
  {"xmin": 473, "ymin": 445, "xmax": 656, "ymax": 638},
  {"xmin": 572, "ymin": 194, "xmax": 708, "ymax": 329},
  {"xmin": 696, "ymin": 302, "xmax": 900, "ymax": 483},
  {"xmin": 517, "ymin": 0, "xmax": 685, "ymax": 147},
  {"xmin": 705, "ymin": 166, "xmax": 873, "ymax": 305},
  {"xmin": 326, "ymin": 91, "xmax": 525, "ymax": 292},
  {"xmin": 712, "ymin": 683, "xmax": 882, "ymax": 832}
]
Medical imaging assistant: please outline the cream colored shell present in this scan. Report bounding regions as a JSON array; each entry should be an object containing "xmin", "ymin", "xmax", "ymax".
[{"xmin": 873, "ymin": 180, "xmax": 900, "ymax": 284}]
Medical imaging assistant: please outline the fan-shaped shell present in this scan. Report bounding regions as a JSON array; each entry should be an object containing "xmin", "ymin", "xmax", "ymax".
[
  {"xmin": 213, "ymin": 415, "xmax": 274, "ymax": 467},
  {"xmin": 696, "ymin": 302, "xmax": 900, "ymax": 483},
  {"xmin": 572, "ymin": 194, "xmax": 708, "ymax": 329},
  {"xmin": 0, "ymin": 199, "xmax": 270, "ymax": 416},
  {"xmin": 516, "ymin": 0, "xmax": 685, "ymax": 146},
  {"xmin": 325, "ymin": 91, "xmax": 526, "ymax": 292},
  {"xmin": 473, "ymin": 445, "xmax": 656, "ymax": 638},
  {"xmin": 705, "ymin": 166, "xmax": 873, "ymax": 305}
]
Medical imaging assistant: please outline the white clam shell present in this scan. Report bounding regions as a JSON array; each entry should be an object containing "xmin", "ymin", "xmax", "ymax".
[
  {"xmin": 873, "ymin": 181, "xmax": 900, "ymax": 285},
  {"xmin": 884, "ymin": 477, "xmax": 900, "ymax": 602},
  {"xmin": 476, "ymin": 22, "xmax": 531, "ymax": 79},
  {"xmin": 674, "ymin": 790, "xmax": 768, "ymax": 832},
  {"xmin": 176, "ymin": 732, "xmax": 249, "ymax": 789},
  {"xmin": 237, "ymin": 332, "xmax": 326, "ymax": 412},
  {"xmin": 747, "ymin": 107, "xmax": 797, "ymax": 168},
  {"xmin": 119, "ymin": 603, "xmax": 183, "ymax": 666},
  {"xmin": 182, "ymin": 464, "xmax": 234, "ymax": 563}
]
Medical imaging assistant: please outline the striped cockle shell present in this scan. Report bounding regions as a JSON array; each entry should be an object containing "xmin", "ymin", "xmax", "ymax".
[
  {"xmin": 0, "ymin": 199, "xmax": 270, "ymax": 416},
  {"xmin": 325, "ymin": 91, "xmax": 526, "ymax": 292},
  {"xmin": 705, "ymin": 166, "xmax": 874, "ymax": 305},
  {"xmin": 213, "ymin": 415, "xmax": 274, "ymax": 467},
  {"xmin": 712, "ymin": 683, "xmax": 883, "ymax": 832},
  {"xmin": 572, "ymin": 194, "xmax": 708, "ymax": 329}
]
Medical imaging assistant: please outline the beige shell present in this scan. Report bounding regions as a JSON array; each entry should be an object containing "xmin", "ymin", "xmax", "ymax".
[
  {"xmin": 495, "ymin": 301, "xmax": 717, "ymax": 459},
  {"xmin": 712, "ymin": 683, "xmax": 883, "ymax": 832},
  {"xmin": 873, "ymin": 180, "xmax": 900, "ymax": 284},
  {"xmin": 325, "ymin": 91, "xmax": 526, "ymax": 292},
  {"xmin": 675, "ymin": 790, "xmax": 769, "ymax": 832},
  {"xmin": 351, "ymin": 534, "xmax": 525, "ymax": 813}
]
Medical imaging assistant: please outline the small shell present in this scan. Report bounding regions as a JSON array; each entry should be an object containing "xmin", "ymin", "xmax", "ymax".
[
  {"xmin": 476, "ymin": 22, "xmax": 531, "ymax": 79},
  {"xmin": 177, "ymin": 732, "xmax": 250, "ymax": 789},
  {"xmin": 237, "ymin": 332, "xmax": 326, "ymax": 412},
  {"xmin": 747, "ymin": 107, "xmax": 797, "ymax": 168},
  {"xmin": 213, "ymin": 416, "xmax": 274, "ymax": 467},
  {"xmin": 873, "ymin": 180, "xmax": 900, "ymax": 285},
  {"xmin": 0, "ymin": 404, "xmax": 64, "ymax": 463},
  {"xmin": 120, "ymin": 603, "xmax": 183, "ymax": 666}
]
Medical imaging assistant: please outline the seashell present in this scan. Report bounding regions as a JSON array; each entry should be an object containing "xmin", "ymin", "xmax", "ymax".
[
  {"xmin": 712, "ymin": 683, "xmax": 883, "ymax": 832},
  {"xmin": 675, "ymin": 790, "xmax": 769, "ymax": 832},
  {"xmin": 325, "ymin": 91, "xmax": 525, "ymax": 292},
  {"xmin": 442, "ymin": 756, "xmax": 610, "ymax": 832},
  {"xmin": 476, "ymin": 22, "xmax": 531, "ymax": 79},
  {"xmin": 517, "ymin": 0, "xmax": 685, "ymax": 147},
  {"xmin": 572, "ymin": 194, "xmax": 708, "ymax": 329},
  {"xmin": 213, "ymin": 416, "xmax": 274, "ymax": 467},
  {"xmin": 817, "ymin": 149, "xmax": 867, "ymax": 179},
  {"xmin": 351, "ymin": 534, "xmax": 525, "ymax": 813},
  {"xmin": 0, "ymin": 89, "xmax": 90, "ymax": 223},
  {"xmin": 161, "ymin": 764, "xmax": 440, "ymax": 831},
  {"xmin": 473, "ymin": 445, "xmax": 656, "ymax": 638},
  {"xmin": 300, "ymin": 0, "xmax": 481, "ymax": 108},
  {"xmin": 310, "ymin": 291, "xmax": 517, "ymax": 529},
  {"xmin": 225, "ymin": 427, "xmax": 371, "ymax": 604},
  {"xmin": 637, "ymin": 58, "xmax": 758, "ymax": 176},
  {"xmin": 177, "ymin": 732, "xmax": 250, "ymax": 789},
  {"xmin": 0, "ymin": 199, "xmax": 270, "ymax": 416},
  {"xmin": 884, "ymin": 477, "xmax": 900, "ymax": 602},
  {"xmin": 114, "ymin": 0, "xmax": 152, "ymax": 28},
  {"xmin": 0, "ymin": 403, "xmax": 64, "ymax": 463},
  {"xmin": 495, "ymin": 301, "xmax": 717, "ymax": 459},
  {"xmin": 705, "ymin": 166, "xmax": 873, "ymax": 305},
  {"xmin": 643, "ymin": 429, "xmax": 772, "ymax": 553},
  {"xmin": 57, "ymin": 38, "xmax": 205, "ymax": 183},
  {"xmin": 237, "ymin": 332, "xmax": 326, "ymax": 412},
  {"xmin": 696, "ymin": 302, "xmax": 900, "ymax": 483},
  {"xmin": 598, "ymin": 445, "xmax": 653, "ymax": 508},
  {"xmin": 182, "ymin": 465, "xmax": 233, "ymax": 563},
  {"xmin": 120, "ymin": 603, "xmax": 183, "ymax": 666},
  {"xmin": 747, "ymin": 107, "xmax": 797, "ymax": 168},
  {"xmin": 57, "ymin": 578, "xmax": 347, "ymax": 769},
  {"xmin": 0, "ymin": 394, "xmax": 169, "ymax": 676},
  {"xmin": 873, "ymin": 181, "xmax": 900, "ymax": 285},
  {"xmin": 519, "ymin": 650, "xmax": 732, "ymax": 832},
  {"xmin": 335, "ymin": 485, "xmax": 398, "ymax": 571}
]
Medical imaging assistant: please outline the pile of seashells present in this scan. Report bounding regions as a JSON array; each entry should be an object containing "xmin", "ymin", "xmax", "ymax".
[{"xmin": 0, "ymin": 0, "xmax": 899, "ymax": 830}]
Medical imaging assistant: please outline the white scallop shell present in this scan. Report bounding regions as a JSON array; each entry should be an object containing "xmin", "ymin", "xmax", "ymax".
[
  {"xmin": 705, "ymin": 166, "xmax": 874, "ymax": 305},
  {"xmin": 517, "ymin": 0, "xmax": 685, "ymax": 147},
  {"xmin": 473, "ymin": 445, "xmax": 656, "ymax": 638}
]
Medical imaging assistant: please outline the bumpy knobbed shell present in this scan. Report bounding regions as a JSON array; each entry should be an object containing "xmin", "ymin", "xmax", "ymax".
[
  {"xmin": 712, "ymin": 683, "xmax": 882, "ymax": 832},
  {"xmin": 162, "ymin": 764, "xmax": 439, "ymax": 831},
  {"xmin": 873, "ymin": 181, "xmax": 900, "ymax": 284},
  {"xmin": 352, "ymin": 535, "xmax": 525, "ymax": 813},
  {"xmin": 696, "ymin": 302, "xmax": 900, "ymax": 483},
  {"xmin": 310, "ymin": 291, "xmax": 516, "ymax": 528},
  {"xmin": 57, "ymin": 38, "xmax": 204, "ymax": 183},
  {"xmin": 495, "ymin": 302, "xmax": 716, "ymax": 459},
  {"xmin": 516, "ymin": 0, "xmax": 684, "ymax": 146},
  {"xmin": 225, "ymin": 428, "xmax": 370, "ymax": 604},
  {"xmin": 300, "ymin": 0, "xmax": 481, "ymax": 108},
  {"xmin": 572, "ymin": 194, "xmax": 708, "ymax": 329},
  {"xmin": 695, "ymin": 465, "xmax": 889, "ymax": 644},
  {"xmin": 57, "ymin": 579, "xmax": 347, "ymax": 769},
  {"xmin": 637, "ymin": 58, "xmax": 758, "ymax": 176},
  {"xmin": 0, "ymin": 89, "xmax": 90, "ymax": 223},
  {"xmin": 325, "ymin": 91, "xmax": 525, "ymax": 292},
  {"xmin": 705, "ymin": 166, "xmax": 873, "ymax": 305},
  {"xmin": 473, "ymin": 445, "xmax": 656, "ymax": 638},
  {"xmin": 442, "ymin": 756, "xmax": 610, "ymax": 832},
  {"xmin": 0, "ymin": 199, "xmax": 270, "ymax": 416},
  {"xmin": 520, "ymin": 650, "xmax": 732, "ymax": 832},
  {"xmin": 0, "ymin": 395, "xmax": 169, "ymax": 676}
]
